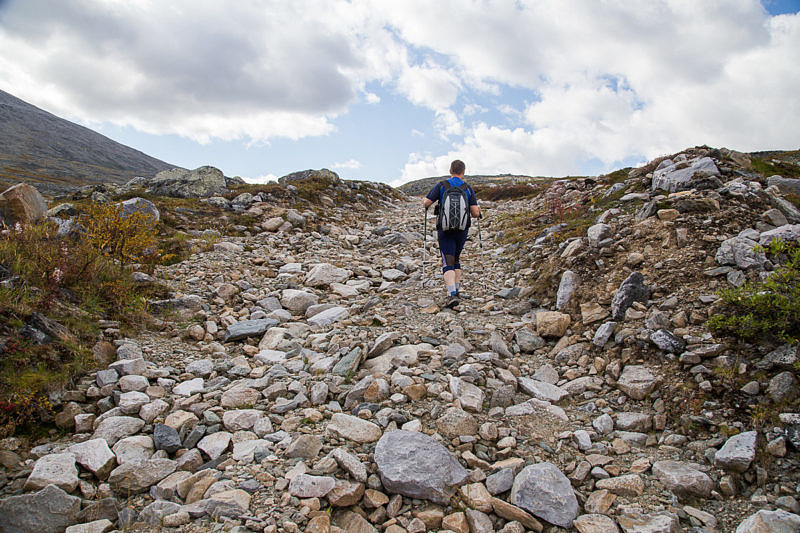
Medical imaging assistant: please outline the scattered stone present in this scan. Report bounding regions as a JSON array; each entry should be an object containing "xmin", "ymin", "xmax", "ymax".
[{"xmin": 375, "ymin": 430, "xmax": 469, "ymax": 504}]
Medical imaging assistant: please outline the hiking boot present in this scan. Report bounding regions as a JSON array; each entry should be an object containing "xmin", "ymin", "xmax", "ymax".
[{"xmin": 445, "ymin": 295, "xmax": 461, "ymax": 308}]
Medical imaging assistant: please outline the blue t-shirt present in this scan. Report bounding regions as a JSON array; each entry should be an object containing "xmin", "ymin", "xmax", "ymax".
[{"xmin": 425, "ymin": 177, "xmax": 478, "ymax": 231}]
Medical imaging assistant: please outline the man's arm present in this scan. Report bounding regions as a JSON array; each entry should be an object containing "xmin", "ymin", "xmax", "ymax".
[{"xmin": 423, "ymin": 197, "xmax": 433, "ymax": 209}]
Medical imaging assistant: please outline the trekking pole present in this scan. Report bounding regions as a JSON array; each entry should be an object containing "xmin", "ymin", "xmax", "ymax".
[
  {"xmin": 422, "ymin": 207, "xmax": 428, "ymax": 289},
  {"xmin": 477, "ymin": 213, "xmax": 484, "ymax": 273}
]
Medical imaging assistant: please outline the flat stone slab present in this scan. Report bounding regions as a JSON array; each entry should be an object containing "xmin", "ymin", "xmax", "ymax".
[
  {"xmin": 223, "ymin": 319, "xmax": 279, "ymax": 342},
  {"xmin": 24, "ymin": 453, "xmax": 79, "ymax": 492},
  {"xmin": 326, "ymin": 413, "xmax": 382, "ymax": 443},
  {"xmin": 652, "ymin": 460, "xmax": 714, "ymax": 499},
  {"xmin": 518, "ymin": 377, "xmax": 568, "ymax": 403},
  {"xmin": 67, "ymin": 439, "xmax": 116, "ymax": 480},
  {"xmin": 374, "ymin": 430, "xmax": 469, "ymax": 504},
  {"xmin": 0, "ymin": 484, "xmax": 81, "ymax": 533}
]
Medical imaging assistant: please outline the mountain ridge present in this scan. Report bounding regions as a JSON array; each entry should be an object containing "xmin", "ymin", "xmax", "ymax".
[{"xmin": 0, "ymin": 89, "xmax": 177, "ymax": 196}]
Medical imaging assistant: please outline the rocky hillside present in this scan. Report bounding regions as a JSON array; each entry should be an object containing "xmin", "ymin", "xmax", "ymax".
[
  {"xmin": 0, "ymin": 150, "xmax": 799, "ymax": 532},
  {"xmin": 0, "ymin": 89, "xmax": 176, "ymax": 196}
]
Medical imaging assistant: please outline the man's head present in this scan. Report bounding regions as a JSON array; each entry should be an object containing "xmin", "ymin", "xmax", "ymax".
[{"xmin": 450, "ymin": 159, "xmax": 465, "ymax": 176}]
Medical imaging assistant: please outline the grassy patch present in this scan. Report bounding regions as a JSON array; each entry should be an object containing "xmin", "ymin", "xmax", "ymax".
[
  {"xmin": 0, "ymin": 216, "xmax": 167, "ymax": 436},
  {"xmin": 751, "ymin": 156, "xmax": 800, "ymax": 180}
]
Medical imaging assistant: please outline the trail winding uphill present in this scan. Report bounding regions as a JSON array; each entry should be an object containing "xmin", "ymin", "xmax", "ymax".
[{"xmin": 2, "ymin": 160, "xmax": 800, "ymax": 533}]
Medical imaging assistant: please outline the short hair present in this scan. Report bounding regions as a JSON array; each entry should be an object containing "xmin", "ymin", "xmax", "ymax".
[{"xmin": 450, "ymin": 160, "xmax": 465, "ymax": 175}]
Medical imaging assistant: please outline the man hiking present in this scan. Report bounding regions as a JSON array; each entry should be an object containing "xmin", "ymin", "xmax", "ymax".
[{"xmin": 422, "ymin": 159, "xmax": 481, "ymax": 308}]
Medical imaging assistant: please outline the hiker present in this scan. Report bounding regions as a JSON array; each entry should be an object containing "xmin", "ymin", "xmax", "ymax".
[{"xmin": 422, "ymin": 159, "xmax": 481, "ymax": 308}]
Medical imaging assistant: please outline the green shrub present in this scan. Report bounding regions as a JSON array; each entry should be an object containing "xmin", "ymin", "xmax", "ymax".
[{"xmin": 708, "ymin": 239, "xmax": 800, "ymax": 343}]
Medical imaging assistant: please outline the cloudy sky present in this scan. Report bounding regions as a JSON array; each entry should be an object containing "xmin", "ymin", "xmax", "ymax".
[{"xmin": 1, "ymin": 0, "xmax": 798, "ymax": 186}]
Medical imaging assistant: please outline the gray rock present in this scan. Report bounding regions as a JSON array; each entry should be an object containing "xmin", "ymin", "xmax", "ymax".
[
  {"xmin": 66, "ymin": 439, "xmax": 116, "ymax": 480},
  {"xmin": 0, "ymin": 484, "xmax": 81, "ymax": 533},
  {"xmin": 108, "ymin": 357, "xmax": 147, "ymax": 376},
  {"xmin": 735, "ymin": 509, "xmax": 800, "ymax": 533},
  {"xmin": 285, "ymin": 434, "xmax": 323, "ymax": 459},
  {"xmin": 368, "ymin": 332, "xmax": 398, "ymax": 358},
  {"xmin": 486, "ymin": 468, "xmax": 515, "ymax": 495},
  {"xmin": 139, "ymin": 499, "xmax": 181, "ymax": 526},
  {"xmin": 374, "ymin": 430, "xmax": 469, "ymax": 504},
  {"xmin": 280, "ymin": 289, "xmax": 319, "ymax": 315},
  {"xmin": 92, "ymin": 416, "xmax": 145, "ymax": 446},
  {"xmin": 768, "ymin": 371, "xmax": 798, "ymax": 403},
  {"xmin": 489, "ymin": 331, "xmax": 513, "ymax": 358},
  {"xmin": 223, "ymin": 319, "xmax": 279, "ymax": 342},
  {"xmin": 587, "ymin": 224, "xmax": 612, "ymax": 247},
  {"xmin": 118, "ymin": 197, "xmax": 159, "ymax": 222},
  {"xmin": 556, "ymin": 270, "xmax": 580, "ymax": 311},
  {"xmin": 108, "ymin": 458, "xmax": 177, "ymax": 494},
  {"xmin": 611, "ymin": 272, "xmax": 649, "ymax": 320},
  {"xmin": 715, "ymin": 236, "xmax": 766, "ymax": 269},
  {"xmin": 288, "ymin": 474, "xmax": 335, "ymax": 498},
  {"xmin": 515, "ymin": 328, "xmax": 545, "ymax": 353},
  {"xmin": 618, "ymin": 510, "xmax": 681, "ymax": 532},
  {"xmin": 616, "ymin": 365, "xmax": 657, "ymax": 400},
  {"xmin": 96, "ymin": 369, "xmax": 119, "ymax": 387},
  {"xmin": 593, "ymin": 322, "xmax": 617, "ymax": 347},
  {"xmin": 307, "ymin": 306, "xmax": 349, "ymax": 326},
  {"xmin": 715, "ymin": 431, "xmax": 757, "ymax": 473},
  {"xmin": 593, "ymin": 413, "xmax": 614, "ymax": 434},
  {"xmin": 449, "ymin": 376, "xmax": 485, "ymax": 412},
  {"xmin": 756, "ymin": 344, "xmax": 799, "ymax": 371},
  {"xmin": 760, "ymin": 224, "xmax": 800, "ymax": 246},
  {"xmin": 510, "ymin": 462, "xmax": 578, "ymax": 528},
  {"xmin": 652, "ymin": 156, "xmax": 719, "ymax": 193},
  {"xmin": 185, "ymin": 359, "xmax": 214, "ymax": 377},
  {"xmin": 24, "ymin": 453, "xmax": 79, "ymax": 492},
  {"xmin": 304, "ymin": 263, "xmax": 351, "ymax": 287},
  {"xmin": 518, "ymin": 377, "xmax": 568, "ymax": 403},
  {"xmin": 652, "ymin": 460, "xmax": 714, "ymax": 499},
  {"xmin": 767, "ymin": 176, "xmax": 800, "ymax": 196},
  {"xmin": 327, "ymin": 413, "xmax": 382, "ymax": 443},
  {"xmin": 154, "ymin": 423, "xmax": 182, "ymax": 454},
  {"xmin": 649, "ymin": 329, "xmax": 685, "ymax": 353},
  {"xmin": 149, "ymin": 166, "xmax": 228, "ymax": 198},
  {"xmin": 331, "ymin": 448, "xmax": 368, "ymax": 483}
]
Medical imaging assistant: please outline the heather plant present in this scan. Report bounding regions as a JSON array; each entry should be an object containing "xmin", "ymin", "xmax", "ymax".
[
  {"xmin": 0, "ymin": 212, "xmax": 164, "ymax": 436},
  {"xmin": 708, "ymin": 239, "xmax": 800, "ymax": 343},
  {"xmin": 82, "ymin": 201, "xmax": 158, "ymax": 269}
]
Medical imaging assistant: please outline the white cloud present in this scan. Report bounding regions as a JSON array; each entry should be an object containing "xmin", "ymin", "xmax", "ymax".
[
  {"xmin": 333, "ymin": 159, "xmax": 362, "ymax": 170},
  {"xmin": 1, "ymin": 0, "xmax": 798, "ymax": 181},
  {"xmin": 243, "ymin": 174, "xmax": 278, "ymax": 184}
]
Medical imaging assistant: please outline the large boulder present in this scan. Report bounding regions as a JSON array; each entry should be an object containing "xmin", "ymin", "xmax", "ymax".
[
  {"xmin": 0, "ymin": 484, "xmax": 81, "ymax": 533},
  {"xmin": 736, "ymin": 509, "xmax": 800, "ymax": 532},
  {"xmin": 148, "ymin": 166, "xmax": 228, "ymax": 198},
  {"xmin": 652, "ymin": 156, "xmax": 720, "ymax": 193},
  {"xmin": 304, "ymin": 263, "xmax": 351, "ymax": 287},
  {"xmin": 374, "ymin": 430, "xmax": 469, "ymax": 504},
  {"xmin": 767, "ymin": 175, "xmax": 800, "ymax": 197},
  {"xmin": 0, "ymin": 182, "xmax": 47, "ymax": 226},
  {"xmin": 278, "ymin": 168, "xmax": 340, "ymax": 185}
]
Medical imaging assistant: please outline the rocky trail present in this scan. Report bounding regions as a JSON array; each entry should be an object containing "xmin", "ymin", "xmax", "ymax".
[{"xmin": 2, "ymin": 148, "xmax": 800, "ymax": 533}]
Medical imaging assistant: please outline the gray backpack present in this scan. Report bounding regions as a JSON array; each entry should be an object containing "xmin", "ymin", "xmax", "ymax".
[{"xmin": 438, "ymin": 181, "xmax": 470, "ymax": 231}]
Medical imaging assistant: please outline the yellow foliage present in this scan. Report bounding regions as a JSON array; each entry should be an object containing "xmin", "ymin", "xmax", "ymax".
[{"xmin": 83, "ymin": 202, "xmax": 158, "ymax": 267}]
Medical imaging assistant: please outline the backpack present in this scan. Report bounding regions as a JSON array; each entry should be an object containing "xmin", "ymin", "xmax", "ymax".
[{"xmin": 437, "ymin": 181, "xmax": 470, "ymax": 231}]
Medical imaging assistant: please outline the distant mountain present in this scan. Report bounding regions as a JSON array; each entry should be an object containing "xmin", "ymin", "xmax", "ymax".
[{"xmin": 0, "ymin": 89, "xmax": 177, "ymax": 196}]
